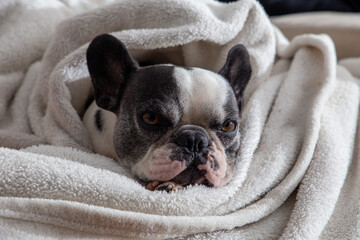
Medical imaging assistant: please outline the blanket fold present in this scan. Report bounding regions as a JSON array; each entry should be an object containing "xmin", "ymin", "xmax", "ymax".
[{"xmin": 0, "ymin": 0, "xmax": 359, "ymax": 239}]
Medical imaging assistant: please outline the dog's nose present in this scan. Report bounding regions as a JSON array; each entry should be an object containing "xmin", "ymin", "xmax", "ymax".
[{"xmin": 174, "ymin": 129, "xmax": 209, "ymax": 153}]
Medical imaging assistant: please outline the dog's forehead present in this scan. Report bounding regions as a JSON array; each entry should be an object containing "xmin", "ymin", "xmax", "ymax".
[{"xmin": 173, "ymin": 67, "xmax": 229, "ymax": 125}]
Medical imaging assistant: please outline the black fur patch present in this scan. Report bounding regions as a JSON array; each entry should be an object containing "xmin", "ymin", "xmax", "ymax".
[{"xmin": 95, "ymin": 109, "xmax": 103, "ymax": 132}]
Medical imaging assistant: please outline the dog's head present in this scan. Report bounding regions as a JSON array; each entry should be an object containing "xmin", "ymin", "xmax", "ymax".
[{"xmin": 86, "ymin": 34, "xmax": 251, "ymax": 187}]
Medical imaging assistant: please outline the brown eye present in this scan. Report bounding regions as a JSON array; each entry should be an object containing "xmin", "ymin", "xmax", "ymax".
[
  {"xmin": 221, "ymin": 121, "xmax": 236, "ymax": 132},
  {"xmin": 142, "ymin": 113, "xmax": 159, "ymax": 125}
]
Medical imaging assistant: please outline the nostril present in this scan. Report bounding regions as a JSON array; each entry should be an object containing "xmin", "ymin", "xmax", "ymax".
[
  {"xmin": 195, "ymin": 137, "xmax": 208, "ymax": 152},
  {"xmin": 175, "ymin": 134, "xmax": 194, "ymax": 150},
  {"xmin": 175, "ymin": 130, "xmax": 209, "ymax": 153}
]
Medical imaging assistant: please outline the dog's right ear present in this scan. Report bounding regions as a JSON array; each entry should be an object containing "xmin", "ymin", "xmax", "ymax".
[
  {"xmin": 219, "ymin": 44, "xmax": 252, "ymax": 112},
  {"xmin": 86, "ymin": 34, "xmax": 138, "ymax": 113}
]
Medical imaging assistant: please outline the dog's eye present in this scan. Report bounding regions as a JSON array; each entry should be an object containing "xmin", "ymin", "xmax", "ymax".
[
  {"xmin": 221, "ymin": 121, "xmax": 236, "ymax": 132},
  {"xmin": 142, "ymin": 112, "xmax": 159, "ymax": 125}
]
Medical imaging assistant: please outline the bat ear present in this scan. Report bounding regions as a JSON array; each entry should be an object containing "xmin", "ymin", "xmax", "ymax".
[
  {"xmin": 219, "ymin": 44, "xmax": 252, "ymax": 111},
  {"xmin": 86, "ymin": 34, "xmax": 138, "ymax": 112}
]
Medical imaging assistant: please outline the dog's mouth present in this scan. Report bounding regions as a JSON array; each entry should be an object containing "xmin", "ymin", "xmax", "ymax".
[
  {"xmin": 145, "ymin": 150, "xmax": 228, "ymax": 192},
  {"xmin": 167, "ymin": 149, "xmax": 213, "ymax": 186},
  {"xmin": 171, "ymin": 165, "xmax": 210, "ymax": 186},
  {"xmin": 146, "ymin": 166, "xmax": 211, "ymax": 192},
  {"xmin": 132, "ymin": 138, "xmax": 229, "ymax": 192}
]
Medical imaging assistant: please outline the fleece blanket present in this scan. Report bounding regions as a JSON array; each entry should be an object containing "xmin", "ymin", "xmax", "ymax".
[{"xmin": 0, "ymin": 0, "xmax": 360, "ymax": 239}]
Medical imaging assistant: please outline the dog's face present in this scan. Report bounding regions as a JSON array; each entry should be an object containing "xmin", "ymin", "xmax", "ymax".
[{"xmin": 86, "ymin": 34, "xmax": 251, "ymax": 188}]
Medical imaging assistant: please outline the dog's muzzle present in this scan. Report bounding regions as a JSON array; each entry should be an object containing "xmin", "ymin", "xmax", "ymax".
[
  {"xmin": 133, "ymin": 126, "xmax": 228, "ymax": 188},
  {"xmin": 170, "ymin": 126, "xmax": 212, "ymax": 185},
  {"xmin": 166, "ymin": 126, "xmax": 227, "ymax": 187}
]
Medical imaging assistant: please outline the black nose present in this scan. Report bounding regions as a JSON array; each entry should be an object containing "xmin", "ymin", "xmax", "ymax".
[{"xmin": 174, "ymin": 128, "xmax": 209, "ymax": 153}]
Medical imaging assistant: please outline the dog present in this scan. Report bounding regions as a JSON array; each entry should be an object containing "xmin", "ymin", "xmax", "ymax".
[{"xmin": 83, "ymin": 34, "xmax": 251, "ymax": 191}]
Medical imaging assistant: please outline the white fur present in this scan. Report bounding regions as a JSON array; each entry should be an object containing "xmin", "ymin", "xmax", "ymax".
[
  {"xmin": 82, "ymin": 101, "xmax": 117, "ymax": 160},
  {"xmin": 174, "ymin": 67, "xmax": 229, "ymax": 126},
  {"xmin": 131, "ymin": 145, "xmax": 187, "ymax": 181}
]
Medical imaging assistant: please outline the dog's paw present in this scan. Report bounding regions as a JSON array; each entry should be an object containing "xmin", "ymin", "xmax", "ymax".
[{"xmin": 146, "ymin": 181, "xmax": 183, "ymax": 192}]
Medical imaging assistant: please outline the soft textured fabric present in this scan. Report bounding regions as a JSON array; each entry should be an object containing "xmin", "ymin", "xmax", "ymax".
[
  {"xmin": 0, "ymin": 0, "xmax": 359, "ymax": 239},
  {"xmin": 272, "ymin": 12, "xmax": 360, "ymax": 59}
]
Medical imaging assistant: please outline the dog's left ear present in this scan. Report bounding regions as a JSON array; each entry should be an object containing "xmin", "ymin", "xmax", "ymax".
[{"xmin": 219, "ymin": 45, "xmax": 252, "ymax": 111}]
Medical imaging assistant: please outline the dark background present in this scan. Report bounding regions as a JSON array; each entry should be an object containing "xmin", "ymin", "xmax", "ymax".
[{"xmin": 219, "ymin": 0, "xmax": 360, "ymax": 16}]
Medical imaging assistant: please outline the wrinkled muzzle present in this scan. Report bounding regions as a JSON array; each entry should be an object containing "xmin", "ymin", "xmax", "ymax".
[{"xmin": 132, "ymin": 126, "xmax": 229, "ymax": 187}]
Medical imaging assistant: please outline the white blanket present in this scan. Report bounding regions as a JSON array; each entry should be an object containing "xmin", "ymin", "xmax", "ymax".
[{"xmin": 0, "ymin": 0, "xmax": 360, "ymax": 239}]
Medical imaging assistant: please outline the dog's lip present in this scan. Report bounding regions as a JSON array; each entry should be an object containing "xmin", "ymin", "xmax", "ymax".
[
  {"xmin": 170, "ymin": 165, "xmax": 209, "ymax": 186},
  {"xmin": 145, "ymin": 167, "xmax": 212, "ymax": 190}
]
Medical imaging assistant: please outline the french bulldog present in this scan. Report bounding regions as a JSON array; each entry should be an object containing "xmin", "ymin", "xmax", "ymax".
[{"xmin": 83, "ymin": 34, "xmax": 251, "ymax": 191}]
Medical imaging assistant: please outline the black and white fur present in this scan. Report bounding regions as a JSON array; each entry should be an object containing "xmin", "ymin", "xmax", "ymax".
[{"xmin": 83, "ymin": 34, "xmax": 251, "ymax": 188}]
